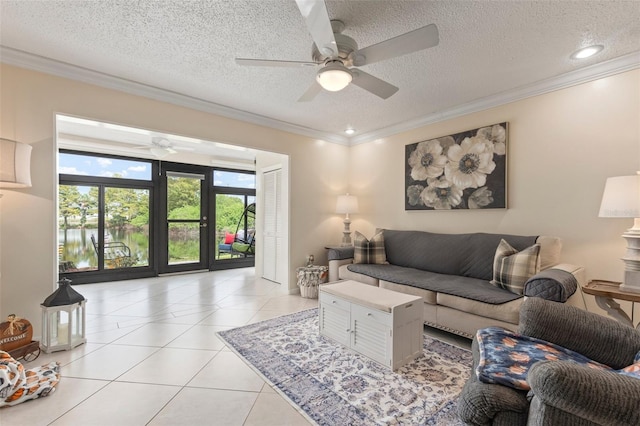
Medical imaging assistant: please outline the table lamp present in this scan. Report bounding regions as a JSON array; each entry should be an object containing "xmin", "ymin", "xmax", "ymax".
[
  {"xmin": 336, "ymin": 193, "xmax": 359, "ymax": 246},
  {"xmin": 599, "ymin": 174, "xmax": 640, "ymax": 293}
]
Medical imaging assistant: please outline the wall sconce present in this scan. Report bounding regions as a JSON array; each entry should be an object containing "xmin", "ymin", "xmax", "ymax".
[
  {"xmin": 41, "ymin": 279, "xmax": 87, "ymax": 353},
  {"xmin": 599, "ymin": 174, "xmax": 640, "ymax": 293},
  {"xmin": 0, "ymin": 138, "xmax": 32, "ymax": 189},
  {"xmin": 336, "ymin": 193, "xmax": 359, "ymax": 246}
]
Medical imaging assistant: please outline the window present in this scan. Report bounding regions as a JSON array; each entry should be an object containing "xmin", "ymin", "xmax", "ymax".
[
  {"xmin": 213, "ymin": 170, "xmax": 256, "ymax": 189},
  {"xmin": 59, "ymin": 152, "xmax": 152, "ymax": 180},
  {"xmin": 58, "ymin": 151, "xmax": 153, "ymax": 280},
  {"xmin": 58, "ymin": 185, "xmax": 99, "ymax": 271},
  {"xmin": 213, "ymin": 169, "xmax": 256, "ymax": 265}
]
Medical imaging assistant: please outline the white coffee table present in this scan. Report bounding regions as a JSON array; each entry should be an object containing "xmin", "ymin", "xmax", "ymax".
[{"xmin": 319, "ymin": 280, "xmax": 423, "ymax": 370}]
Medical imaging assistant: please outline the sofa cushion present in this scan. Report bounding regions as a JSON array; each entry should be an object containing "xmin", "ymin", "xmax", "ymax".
[
  {"xmin": 491, "ymin": 240, "xmax": 541, "ymax": 295},
  {"xmin": 536, "ymin": 236, "xmax": 562, "ymax": 270},
  {"xmin": 338, "ymin": 264, "xmax": 379, "ymax": 286},
  {"xmin": 383, "ymin": 230, "xmax": 538, "ymax": 281},
  {"xmin": 379, "ymin": 279, "xmax": 437, "ymax": 304},
  {"xmin": 353, "ymin": 231, "xmax": 388, "ymax": 264},
  {"xmin": 346, "ymin": 263, "xmax": 521, "ymax": 304},
  {"xmin": 437, "ymin": 293, "xmax": 522, "ymax": 324}
]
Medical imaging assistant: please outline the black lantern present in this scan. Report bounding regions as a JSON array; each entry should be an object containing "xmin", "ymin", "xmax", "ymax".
[{"xmin": 40, "ymin": 278, "xmax": 87, "ymax": 353}]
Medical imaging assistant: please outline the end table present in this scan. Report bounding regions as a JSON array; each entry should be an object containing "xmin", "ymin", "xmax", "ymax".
[{"xmin": 582, "ymin": 280, "xmax": 640, "ymax": 329}]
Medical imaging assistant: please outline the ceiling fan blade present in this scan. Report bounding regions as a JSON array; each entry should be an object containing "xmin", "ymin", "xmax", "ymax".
[
  {"xmin": 235, "ymin": 58, "xmax": 319, "ymax": 67},
  {"xmin": 173, "ymin": 146, "xmax": 195, "ymax": 152},
  {"xmin": 350, "ymin": 69, "xmax": 399, "ymax": 99},
  {"xmin": 294, "ymin": 0, "xmax": 338, "ymax": 57},
  {"xmin": 298, "ymin": 82, "xmax": 323, "ymax": 102},
  {"xmin": 353, "ymin": 24, "xmax": 439, "ymax": 66}
]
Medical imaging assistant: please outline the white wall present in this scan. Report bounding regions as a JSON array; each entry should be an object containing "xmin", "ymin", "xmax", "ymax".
[
  {"xmin": 0, "ymin": 64, "xmax": 349, "ymax": 334},
  {"xmin": 349, "ymin": 69, "xmax": 640, "ymax": 314}
]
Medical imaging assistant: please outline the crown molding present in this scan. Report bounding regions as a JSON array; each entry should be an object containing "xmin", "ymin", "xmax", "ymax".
[
  {"xmin": 349, "ymin": 51, "xmax": 640, "ymax": 145},
  {"xmin": 2, "ymin": 46, "xmax": 638, "ymax": 147},
  {"xmin": 0, "ymin": 46, "xmax": 350, "ymax": 146}
]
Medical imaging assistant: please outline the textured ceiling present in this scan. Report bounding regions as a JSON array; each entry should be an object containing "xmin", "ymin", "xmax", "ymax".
[{"xmin": 1, "ymin": 0, "xmax": 640, "ymax": 145}]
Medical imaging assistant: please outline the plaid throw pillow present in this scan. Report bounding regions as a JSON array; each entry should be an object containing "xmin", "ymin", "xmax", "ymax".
[
  {"xmin": 490, "ymin": 239, "xmax": 541, "ymax": 295},
  {"xmin": 353, "ymin": 231, "xmax": 388, "ymax": 264}
]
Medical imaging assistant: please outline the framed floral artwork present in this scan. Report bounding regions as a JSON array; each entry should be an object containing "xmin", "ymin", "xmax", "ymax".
[{"xmin": 405, "ymin": 122, "xmax": 507, "ymax": 210}]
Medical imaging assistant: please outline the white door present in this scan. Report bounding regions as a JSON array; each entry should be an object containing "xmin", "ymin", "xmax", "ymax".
[{"xmin": 262, "ymin": 168, "xmax": 282, "ymax": 282}]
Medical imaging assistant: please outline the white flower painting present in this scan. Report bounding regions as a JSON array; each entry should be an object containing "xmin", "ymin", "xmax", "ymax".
[{"xmin": 405, "ymin": 123, "xmax": 507, "ymax": 210}]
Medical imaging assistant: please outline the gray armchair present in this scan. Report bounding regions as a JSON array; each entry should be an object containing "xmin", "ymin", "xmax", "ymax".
[{"xmin": 458, "ymin": 297, "xmax": 640, "ymax": 425}]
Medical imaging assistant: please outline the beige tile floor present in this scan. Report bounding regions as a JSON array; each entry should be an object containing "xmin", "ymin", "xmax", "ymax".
[{"xmin": 0, "ymin": 268, "xmax": 470, "ymax": 426}]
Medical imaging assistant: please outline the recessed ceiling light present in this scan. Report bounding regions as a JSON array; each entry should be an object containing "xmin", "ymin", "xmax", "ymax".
[
  {"xmin": 570, "ymin": 45, "xmax": 604, "ymax": 60},
  {"xmin": 344, "ymin": 128, "xmax": 356, "ymax": 135}
]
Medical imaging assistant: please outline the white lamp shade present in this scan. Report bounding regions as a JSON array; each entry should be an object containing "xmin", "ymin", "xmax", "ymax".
[
  {"xmin": 336, "ymin": 194, "xmax": 359, "ymax": 214},
  {"xmin": 317, "ymin": 63, "xmax": 353, "ymax": 92},
  {"xmin": 0, "ymin": 138, "xmax": 32, "ymax": 188},
  {"xmin": 599, "ymin": 175, "xmax": 640, "ymax": 218}
]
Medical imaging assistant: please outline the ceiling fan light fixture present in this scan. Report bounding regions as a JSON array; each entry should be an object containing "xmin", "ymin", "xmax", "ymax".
[{"xmin": 316, "ymin": 62, "xmax": 352, "ymax": 92}]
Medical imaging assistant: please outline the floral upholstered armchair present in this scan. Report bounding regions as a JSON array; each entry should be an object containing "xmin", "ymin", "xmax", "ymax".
[{"xmin": 458, "ymin": 297, "xmax": 640, "ymax": 425}]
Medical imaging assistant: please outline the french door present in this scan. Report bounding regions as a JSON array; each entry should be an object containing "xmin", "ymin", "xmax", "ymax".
[
  {"xmin": 211, "ymin": 168, "xmax": 256, "ymax": 270},
  {"xmin": 158, "ymin": 163, "xmax": 210, "ymax": 273}
]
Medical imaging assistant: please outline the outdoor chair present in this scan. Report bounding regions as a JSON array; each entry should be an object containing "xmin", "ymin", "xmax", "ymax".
[{"xmin": 90, "ymin": 234, "xmax": 132, "ymax": 267}]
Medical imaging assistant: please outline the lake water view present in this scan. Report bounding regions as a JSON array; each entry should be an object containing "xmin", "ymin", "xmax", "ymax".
[{"xmin": 59, "ymin": 228, "xmax": 150, "ymax": 269}]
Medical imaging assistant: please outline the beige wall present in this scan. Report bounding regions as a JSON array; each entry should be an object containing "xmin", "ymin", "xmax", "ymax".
[
  {"xmin": 2, "ymin": 64, "xmax": 639, "ymax": 334},
  {"xmin": 0, "ymin": 64, "xmax": 350, "ymax": 334},
  {"xmin": 349, "ymin": 69, "xmax": 640, "ymax": 313}
]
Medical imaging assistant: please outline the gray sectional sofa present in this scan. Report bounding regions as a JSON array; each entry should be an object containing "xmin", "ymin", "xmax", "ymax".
[{"xmin": 327, "ymin": 229, "xmax": 586, "ymax": 338}]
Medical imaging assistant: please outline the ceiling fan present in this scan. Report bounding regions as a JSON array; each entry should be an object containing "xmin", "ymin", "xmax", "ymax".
[
  {"xmin": 132, "ymin": 137, "xmax": 191, "ymax": 158},
  {"xmin": 235, "ymin": 0, "xmax": 439, "ymax": 101}
]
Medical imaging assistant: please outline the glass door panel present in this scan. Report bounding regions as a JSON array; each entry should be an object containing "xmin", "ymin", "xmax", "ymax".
[
  {"xmin": 167, "ymin": 175, "xmax": 203, "ymax": 265},
  {"xmin": 213, "ymin": 193, "xmax": 255, "ymax": 267},
  {"xmin": 58, "ymin": 184, "xmax": 99, "ymax": 272},
  {"xmin": 168, "ymin": 222, "xmax": 200, "ymax": 264},
  {"xmin": 58, "ymin": 149, "xmax": 155, "ymax": 282},
  {"xmin": 59, "ymin": 184, "xmax": 150, "ymax": 273},
  {"xmin": 160, "ymin": 167, "xmax": 209, "ymax": 273},
  {"xmin": 103, "ymin": 187, "xmax": 150, "ymax": 269}
]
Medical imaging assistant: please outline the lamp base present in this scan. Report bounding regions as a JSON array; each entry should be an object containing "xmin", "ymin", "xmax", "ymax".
[
  {"xmin": 340, "ymin": 217, "xmax": 352, "ymax": 247},
  {"xmin": 621, "ymin": 270, "xmax": 640, "ymax": 293},
  {"xmin": 620, "ymin": 231, "xmax": 640, "ymax": 293}
]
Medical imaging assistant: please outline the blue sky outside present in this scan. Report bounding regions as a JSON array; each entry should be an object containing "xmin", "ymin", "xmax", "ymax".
[
  {"xmin": 59, "ymin": 153, "xmax": 255, "ymax": 188},
  {"xmin": 59, "ymin": 153, "xmax": 151, "ymax": 180}
]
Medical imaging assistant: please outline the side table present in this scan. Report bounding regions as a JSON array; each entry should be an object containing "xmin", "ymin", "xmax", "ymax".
[
  {"xmin": 296, "ymin": 265, "xmax": 328, "ymax": 299},
  {"xmin": 582, "ymin": 280, "xmax": 640, "ymax": 329}
]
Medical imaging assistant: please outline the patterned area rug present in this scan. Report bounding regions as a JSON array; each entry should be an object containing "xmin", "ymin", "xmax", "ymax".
[{"xmin": 218, "ymin": 308, "xmax": 472, "ymax": 425}]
